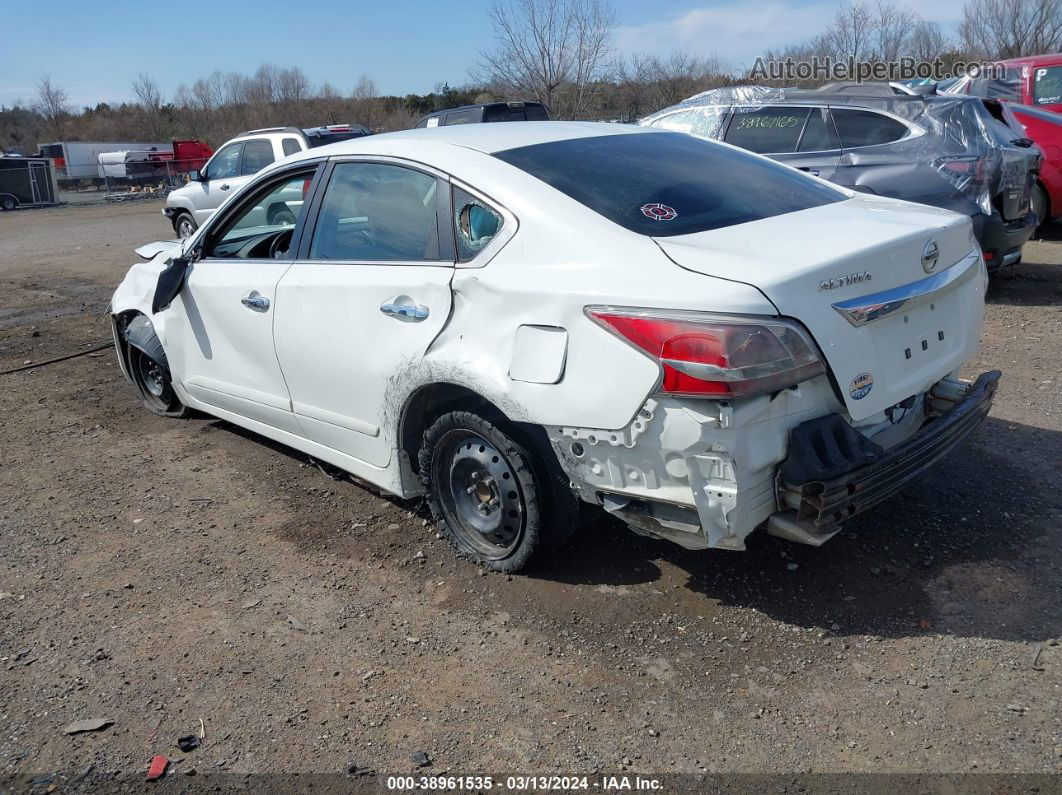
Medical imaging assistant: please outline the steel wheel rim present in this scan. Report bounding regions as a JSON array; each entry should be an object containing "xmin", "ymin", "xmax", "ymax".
[
  {"xmin": 177, "ymin": 218, "xmax": 194, "ymax": 239},
  {"xmin": 434, "ymin": 430, "xmax": 525, "ymax": 560},
  {"xmin": 131, "ymin": 349, "xmax": 170, "ymax": 410}
]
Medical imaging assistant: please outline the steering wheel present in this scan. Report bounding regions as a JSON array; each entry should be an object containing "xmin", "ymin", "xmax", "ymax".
[{"xmin": 269, "ymin": 229, "xmax": 293, "ymax": 259}]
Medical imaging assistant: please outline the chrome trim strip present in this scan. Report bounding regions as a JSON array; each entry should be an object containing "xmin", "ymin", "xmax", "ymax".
[{"xmin": 831, "ymin": 251, "xmax": 982, "ymax": 327}]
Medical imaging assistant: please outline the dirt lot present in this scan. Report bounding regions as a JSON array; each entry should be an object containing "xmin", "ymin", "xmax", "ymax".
[{"xmin": 0, "ymin": 202, "xmax": 1059, "ymax": 786}]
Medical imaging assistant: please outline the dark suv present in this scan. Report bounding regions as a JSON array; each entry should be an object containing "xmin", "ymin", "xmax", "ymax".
[
  {"xmin": 642, "ymin": 86, "xmax": 1041, "ymax": 269},
  {"xmin": 415, "ymin": 101, "xmax": 549, "ymax": 128}
]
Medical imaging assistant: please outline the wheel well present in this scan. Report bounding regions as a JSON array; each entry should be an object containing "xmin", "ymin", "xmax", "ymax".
[{"xmin": 399, "ymin": 384, "xmax": 557, "ymax": 477}]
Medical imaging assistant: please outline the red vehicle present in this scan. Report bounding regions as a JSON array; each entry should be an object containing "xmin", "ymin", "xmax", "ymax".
[
  {"xmin": 987, "ymin": 100, "xmax": 1062, "ymax": 225},
  {"xmin": 946, "ymin": 53, "xmax": 1062, "ymax": 113}
]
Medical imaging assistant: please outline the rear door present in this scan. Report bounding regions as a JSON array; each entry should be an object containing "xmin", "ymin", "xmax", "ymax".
[
  {"xmin": 828, "ymin": 106, "xmax": 923, "ymax": 194},
  {"xmin": 272, "ymin": 158, "xmax": 455, "ymax": 468},
  {"xmin": 724, "ymin": 105, "xmax": 841, "ymax": 180}
]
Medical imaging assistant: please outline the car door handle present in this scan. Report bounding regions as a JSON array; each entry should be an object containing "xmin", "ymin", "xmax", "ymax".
[
  {"xmin": 798, "ymin": 167, "xmax": 820, "ymax": 176},
  {"xmin": 380, "ymin": 302, "xmax": 429, "ymax": 321},
  {"xmin": 241, "ymin": 293, "xmax": 270, "ymax": 310},
  {"xmin": 220, "ymin": 183, "xmax": 230, "ymax": 190}
]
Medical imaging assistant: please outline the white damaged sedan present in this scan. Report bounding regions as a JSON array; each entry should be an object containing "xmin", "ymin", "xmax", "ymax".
[{"xmin": 111, "ymin": 122, "xmax": 999, "ymax": 571}]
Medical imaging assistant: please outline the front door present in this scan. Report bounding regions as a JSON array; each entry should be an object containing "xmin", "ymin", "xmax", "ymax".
[
  {"xmin": 192, "ymin": 141, "xmax": 244, "ymax": 224},
  {"xmin": 165, "ymin": 166, "xmax": 320, "ymax": 434},
  {"xmin": 273, "ymin": 159, "xmax": 455, "ymax": 468}
]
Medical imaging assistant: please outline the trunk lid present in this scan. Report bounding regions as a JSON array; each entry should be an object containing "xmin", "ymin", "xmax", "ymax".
[{"xmin": 654, "ymin": 196, "xmax": 987, "ymax": 421}]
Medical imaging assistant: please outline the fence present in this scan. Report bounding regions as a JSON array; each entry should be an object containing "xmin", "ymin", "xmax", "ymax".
[{"xmin": 54, "ymin": 157, "xmax": 208, "ymax": 193}]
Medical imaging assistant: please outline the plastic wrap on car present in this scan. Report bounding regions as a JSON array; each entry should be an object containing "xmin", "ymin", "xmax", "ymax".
[{"xmin": 639, "ymin": 84, "xmax": 1042, "ymax": 218}]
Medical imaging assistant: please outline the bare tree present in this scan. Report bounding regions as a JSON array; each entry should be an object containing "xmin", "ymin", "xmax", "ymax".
[
  {"xmin": 277, "ymin": 66, "xmax": 311, "ymax": 105},
  {"xmin": 477, "ymin": 0, "xmax": 617, "ymax": 118},
  {"xmin": 960, "ymin": 0, "xmax": 1062, "ymax": 58},
  {"xmin": 873, "ymin": 0, "xmax": 914, "ymax": 62},
  {"xmin": 351, "ymin": 75, "xmax": 379, "ymax": 129},
  {"xmin": 35, "ymin": 74, "xmax": 69, "ymax": 139},
  {"xmin": 908, "ymin": 20, "xmax": 949, "ymax": 62},
  {"xmin": 317, "ymin": 82, "xmax": 346, "ymax": 124},
  {"xmin": 132, "ymin": 72, "xmax": 162, "ymax": 113},
  {"xmin": 818, "ymin": 2, "xmax": 876, "ymax": 60}
]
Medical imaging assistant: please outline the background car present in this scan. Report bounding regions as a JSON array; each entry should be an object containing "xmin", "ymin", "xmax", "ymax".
[
  {"xmin": 945, "ymin": 53, "xmax": 1062, "ymax": 113},
  {"xmin": 983, "ymin": 99, "xmax": 1062, "ymax": 226},
  {"xmin": 641, "ymin": 85, "xmax": 1041, "ymax": 269},
  {"xmin": 414, "ymin": 101, "xmax": 548, "ymax": 128},
  {"xmin": 112, "ymin": 123, "xmax": 995, "ymax": 573},
  {"xmin": 164, "ymin": 124, "xmax": 370, "ymax": 238}
]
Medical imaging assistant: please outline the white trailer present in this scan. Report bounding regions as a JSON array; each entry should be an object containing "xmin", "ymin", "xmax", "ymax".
[{"xmin": 39, "ymin": 141, "xmax": 169, "ymax": 179}]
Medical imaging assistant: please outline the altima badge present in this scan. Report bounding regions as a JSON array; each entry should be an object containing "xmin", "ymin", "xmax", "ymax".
[
  {"xmin": 922, "ymin": 239, "xmax": 940, "ymax": 273},
  {"xmin": 819, "ymin": 272, "xmax": 871, "ymax": 291}
]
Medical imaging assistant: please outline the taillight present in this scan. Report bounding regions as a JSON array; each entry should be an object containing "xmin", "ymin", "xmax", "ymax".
[{"xmin": 586, "ymin": 307, "xmax": 825, "ymax": 399}]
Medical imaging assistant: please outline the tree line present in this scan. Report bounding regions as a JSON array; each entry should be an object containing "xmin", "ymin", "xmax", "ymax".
[{"xmin": 2, "ymin": 0, "xmax": 1060, "ymax": 154}]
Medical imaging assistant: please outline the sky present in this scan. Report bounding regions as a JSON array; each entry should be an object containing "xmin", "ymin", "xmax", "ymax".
[{"xmin": 1, "ymin": 0, "xmax": 969, "ymax": 109}]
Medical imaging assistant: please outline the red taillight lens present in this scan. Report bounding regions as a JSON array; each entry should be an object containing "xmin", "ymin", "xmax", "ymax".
[{"xmin": 587, "ymin": 307, "xmax": 825, "ymax": 399}]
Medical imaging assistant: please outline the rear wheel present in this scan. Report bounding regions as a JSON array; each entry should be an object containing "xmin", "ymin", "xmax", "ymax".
[
  {"xmin": 174, "ymin": 212, "xmax": 197, "ymax": 239},
  {"xmin": 1031, "ymin": 183, "xmax": 1049, "ymax": 230},
  {"xmin": 0, "ymin": 195, "xmax": 17, "ymax": 211},
  {"xmin": 420, "ymin": 411, "xmax": 577, "ymax": 572},
  {"xmin": 128, "ymin": 346, "xmax": 191, "ymax": 418}
]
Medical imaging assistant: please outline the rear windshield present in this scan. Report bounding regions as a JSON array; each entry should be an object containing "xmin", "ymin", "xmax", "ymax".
[{"xmin": 493, "ymin": 132, "xmax": 844, "ymax": 237}]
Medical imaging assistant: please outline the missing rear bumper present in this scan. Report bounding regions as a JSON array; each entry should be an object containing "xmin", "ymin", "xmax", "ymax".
[{"xmin": 773, "ymin": 370, "xmax": 1000, "ymax": 543}]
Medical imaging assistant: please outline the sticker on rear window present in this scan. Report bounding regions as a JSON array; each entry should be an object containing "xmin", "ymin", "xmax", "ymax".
[
  {"xmin": 641, "ymin": 202, "xmax": 677, "ymax": 221},
  {"xmin": 849, "ymin": 372, "xmax": 874, "ymax": 400}
]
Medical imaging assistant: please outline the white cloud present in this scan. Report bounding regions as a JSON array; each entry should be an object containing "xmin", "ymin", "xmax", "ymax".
[{"xmin": 614, "ymin": 0, "xmax": 968, "ymax": 70}]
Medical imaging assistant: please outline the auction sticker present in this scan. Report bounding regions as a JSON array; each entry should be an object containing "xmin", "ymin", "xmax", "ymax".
[{"xmin": 849, "ymin": 372, "xmax": 874, "ymax": 400}]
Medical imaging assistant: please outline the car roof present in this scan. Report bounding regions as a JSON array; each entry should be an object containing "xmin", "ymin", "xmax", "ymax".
[
  {"xmin": 425, "ymin": 101, "xmax": 545, "ymax": 115},
  {"xmin": 1000, "ymin": 53, "xmax": 1062, "ymax": 68},
  {"xmin": 282, "ymin": 121, "xmax": 656, "ymax": 160}
]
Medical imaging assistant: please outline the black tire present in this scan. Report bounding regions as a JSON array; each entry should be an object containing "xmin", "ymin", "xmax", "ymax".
[
  {"xmin": 419, "ymin": 411, "xmax": 577, "ymax": 573},
  {"xmin": 174, "ymin": 211, "xmax": 197, "ymax": 240},
  {"xmin": 1031, "ymin": 183, "xmax": 1049, "ymax": 231},
  {"xmin": 0, "ymin": 195, "xmax": 17, "ymax": 211},
  {"xmin": 267, "ymin": 204, "xmax": 297, "ymax": 226},
  {"xmin": 127, "ymin": 346, "xmax": 192, "ymax": 418}
]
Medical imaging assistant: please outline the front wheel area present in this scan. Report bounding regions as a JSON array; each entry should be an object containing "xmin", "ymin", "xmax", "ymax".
[
  {"xmin": 174, "ymin": 211, "xmax": 197, "ymax": 240},
  {"xmin": 420, "ymin": 411, "xmax": 577, "ymax": 573}
]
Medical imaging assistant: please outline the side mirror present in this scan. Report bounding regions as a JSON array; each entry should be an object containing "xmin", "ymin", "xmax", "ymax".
[{"xmin": 188, "ymin": 170, "xmax": 202, "ymax": 182}]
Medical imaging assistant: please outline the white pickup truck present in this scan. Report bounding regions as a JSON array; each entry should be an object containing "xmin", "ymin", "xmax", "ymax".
[{"xmin": 163, "ymin": 124, "xmax": 369, "ymax": 238}]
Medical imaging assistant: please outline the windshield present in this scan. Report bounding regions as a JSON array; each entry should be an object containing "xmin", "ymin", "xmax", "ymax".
[
  {"xmin": 493, "ymin": 132, "xmax": 845, "ymax": 237},
  {"xmin": 1034, "ymin": 66, "xmax": 1062, "ymax": 105}
]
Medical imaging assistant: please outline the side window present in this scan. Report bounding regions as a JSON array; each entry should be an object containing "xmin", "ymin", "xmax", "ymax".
[
  {"xmin": 798, "ymin": 108, "xmax": 839, "ymax": 151},
  {"xmin": 647, "ymin": 107, "xmax": 727, "ymax": 139},
  {"xmin": 832, "ymin": 109, "xmax": 910, "ymax": 148},
  {"xmin": 282, "ymin": 137, "xmax": 302, "ymax": 157},
  {"xmin": 240, "ymin": 139, "xmax": 275, "ymax": 175},
  {"xmin": 724, "ymin": 107, "xmax": 810, "ymax": 153},
  {"xmin": 308, "ymin": 162, "xmax": 442, "ymax": 262},
  {"xmin": 205, "ymin": 142, "xmax": 241, "ymax": 180},
  {"xmin": 453, "ymin": 187, "xmax": 502, "ymax": 262},
  {"xmin": 206, "ymin": 172, "xmax": 314, "ymax": 259},
  {"xmin": 1034, "ymin": 66, "xmax": 1062, "ymax": 105},
  {"xmin": 444, "ymin": 110, "xmax": 477, "ymax": 126}
]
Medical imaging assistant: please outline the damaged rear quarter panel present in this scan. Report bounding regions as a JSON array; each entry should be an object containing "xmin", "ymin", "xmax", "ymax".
[{"xmin": 409, "ymin": 164, "xmax": 778, "ymax": 434}]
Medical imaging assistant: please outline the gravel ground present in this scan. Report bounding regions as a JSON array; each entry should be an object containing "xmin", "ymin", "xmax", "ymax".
[{"xmin": 0, "ymin": 202, "xmax": 1059, "ymax": 787}]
